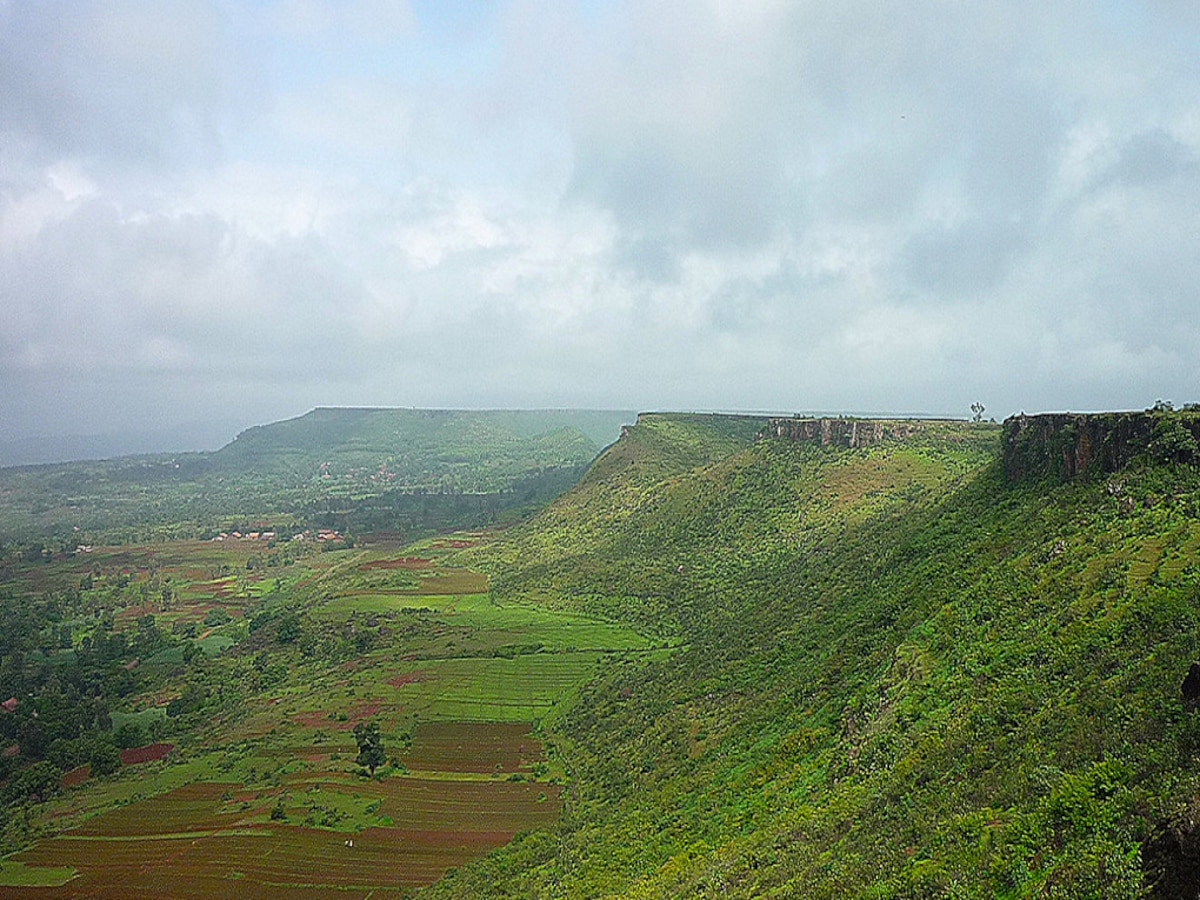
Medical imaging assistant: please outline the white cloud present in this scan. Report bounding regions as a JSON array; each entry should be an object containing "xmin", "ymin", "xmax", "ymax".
[{"xmin": 2, "ymin": 1, "xmax": 1200, "ymax": 452}]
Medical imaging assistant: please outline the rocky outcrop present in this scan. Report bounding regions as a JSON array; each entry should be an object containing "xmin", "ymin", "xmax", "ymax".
[
  {"xmin": 1001, "ymin": 412, "xmax": 1200, "ymax": 481},
  {"xmin": 759, "ymin": 417, "xmax": 953, "ymax": 449}
]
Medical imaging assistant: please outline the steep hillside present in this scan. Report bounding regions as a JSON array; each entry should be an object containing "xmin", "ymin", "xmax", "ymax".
[{"xmin": 429, "ymin": 412, "xmax": 1200, "ymax": 898}]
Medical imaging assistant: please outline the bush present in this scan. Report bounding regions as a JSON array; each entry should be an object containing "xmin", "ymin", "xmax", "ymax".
[
  {"xmin": 203, "ymin": 607, "xmax": 231, "ymax": 627},
  {"xmin": 1149, "ymin": 417, "xmax": 1198, "ymax": 464},
  {"xmin": 15, "ymin": 761, "xmax": 60, "ymax": 802},
  {"xmin": 89, "ymin": 740, "xmax": 121, "ymax": 777},
  {"xmin": 114, "ymin": 723, "xmax": 143, "ymax": 749}
]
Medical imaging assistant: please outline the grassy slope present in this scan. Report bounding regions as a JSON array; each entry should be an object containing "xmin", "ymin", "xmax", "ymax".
[{"xmin": 425, "ymin": 415, "xmax": 1200, "ymax": 898}]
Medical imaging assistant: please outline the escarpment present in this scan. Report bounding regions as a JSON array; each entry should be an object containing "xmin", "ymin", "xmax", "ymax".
[
  {"xmin": 1002, "ymin": 411, "xmax": 1200, "ymax": 481},
  {"xmin": 758, "ymin": 417, "xmax": 961, "ymax": 448}
]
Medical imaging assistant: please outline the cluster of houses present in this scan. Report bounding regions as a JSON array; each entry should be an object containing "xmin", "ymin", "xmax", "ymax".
[
  {"xmin": 211, "ymin": 531, "xmax": 277, "ymax": 542},
  {"xmin": 208, "ymin": 528, "xmax": 344, "ymax": 543}
]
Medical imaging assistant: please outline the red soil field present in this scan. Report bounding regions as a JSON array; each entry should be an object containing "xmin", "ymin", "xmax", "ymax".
[
  {"xmin": 119, "ymin": 742, "xmax": 173, "ymax": 765},
  {"xmin": 61, "ymin": 764, "xmax": 90, "ymax": 788},
  {"xmin": 185, "ymin": 581, "xmax": 235, "ymax": 598},
  {"xmin": 358, "ymin": 557, "xmax": 434, "ymax": 570},
  {"xmin": 369, "ymin": 777, "xmax": 562, "ymax": 832},
  {"xmin": 387, "ymin": 670, "xmax": 427, "ymax": 688},
  {"xmin": 10, "ymin": 779, "xmax": 560, "ymax": 898},
  {"xmin": 67, "ymin": 782, "xmax": 245, "ymax": 837},
  {"xmin": 405, "ymin": 722, "xmax": 542, "ymax": 774},
  {"xmin": 291, "ymin": 701, "xmax": 384, "ymax": 730}
]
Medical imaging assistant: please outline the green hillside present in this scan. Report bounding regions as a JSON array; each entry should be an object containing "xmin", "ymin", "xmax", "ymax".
[
  {"xmin": 425, "ymin": 412, "xmax": 1200, "ymax": 898},
  {"xmin": 4, "ymin": 408, "xmax": 1200, "ymax": 897},
  {"xmin": 0, "ymin": 409, "xmax": 635, "ymax": 540},
  {"xmin": 206, "ymin": 408, "xmax": 634, "ymax": 481}
]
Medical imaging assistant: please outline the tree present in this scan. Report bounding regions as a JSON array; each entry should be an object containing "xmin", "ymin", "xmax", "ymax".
[
  {"xmin": 113, "ymin": 723, "xmax": 143, "ymax": 749},
  {"xmin": 203, "ymin": 607, "xmax": 230, "ymax": 627},
  {"xmin": 970, "ymin": 402, "xmax": 986, "ymax": 423},
  {"xmin": 89, "ymin": 740, "xmax": 121, "ymax": 777},
  {"xmin": 1149, "ymin": 416, "xmax": 1198, "ymax": 464},
  {"xmin": 353, "ymin": 721, "xmax": 386, "ymax": 776},
  {"xmin": 15, "ymin": 761, "xmax": 60, "ymax": 802},
  {"xmin": 276, "ymin": 613, "xmax": 300, "ymax": 644}
]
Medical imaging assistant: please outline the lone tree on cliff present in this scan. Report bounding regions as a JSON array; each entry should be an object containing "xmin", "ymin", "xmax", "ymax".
[
  {"xmin": 970, "ymin": 402, "xmax": 986, "ymax": 423},
  {"xmin": 353, "ymin": 721, "xmax": 386, "ymax": 776}
]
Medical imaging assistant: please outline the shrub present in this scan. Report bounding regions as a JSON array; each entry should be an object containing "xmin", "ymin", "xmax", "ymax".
[
  {"xmin": 89, "ymin": 740, "xmax": 121, "ymax": 777},
  {"xmin": 203, "ymin": 607, "xmax": 231, "ymax": 627}
]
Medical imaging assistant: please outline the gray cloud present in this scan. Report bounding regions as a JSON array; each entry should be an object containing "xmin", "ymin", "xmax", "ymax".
[
  {"xmin": 0, "ymin": 0, "xmax": 243, "ymax": 171},
  {"xmin": 2, "ymin": 1, "xmax": 1200, "ymax": 457}
]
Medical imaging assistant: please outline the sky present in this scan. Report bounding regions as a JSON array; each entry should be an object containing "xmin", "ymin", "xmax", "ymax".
[{"xmin": 3, "ymin": 1, "xmax": 1200, "ymax": 461}]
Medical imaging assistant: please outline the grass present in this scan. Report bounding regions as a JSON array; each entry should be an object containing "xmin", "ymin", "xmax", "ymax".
[
  {"xmin": 398, "ymin": 652, "xmax": 610, "ymax": 721},
  {"xmin": 109, "ymin": 706, "xmax": 167, "ymax": 732},
  {"xmin": 0, "ymin": 860, "xmax": 76, "ymax": 887}
]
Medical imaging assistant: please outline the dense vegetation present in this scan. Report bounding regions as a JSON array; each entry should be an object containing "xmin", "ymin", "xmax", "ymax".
[
  {"xmin": 425, "ymin": 411, "xmax": 1200, "ymax": 898},
  {"xmin": 4, "ymin": 406, "xmax": 1200, "ymax": 897}
]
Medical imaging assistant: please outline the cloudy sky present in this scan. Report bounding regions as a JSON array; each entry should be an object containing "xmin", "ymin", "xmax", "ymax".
[{"xmin": 3, "ymin": 1, "xmax": 1200, "ymax": 460}]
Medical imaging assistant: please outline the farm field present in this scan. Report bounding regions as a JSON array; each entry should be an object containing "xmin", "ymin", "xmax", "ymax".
[{"xmin": 1, "ymin": 531, "xmax": 652, "ymax": 896}]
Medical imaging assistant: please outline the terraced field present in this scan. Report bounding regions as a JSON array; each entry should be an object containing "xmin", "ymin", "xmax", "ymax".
[
  {"xmin": 14, "ymin": 747, "xmax": 562, "ymax": 897},
  {"xmin": 2, "ymin": 534, "xmax": 652, "ymax": 896}
]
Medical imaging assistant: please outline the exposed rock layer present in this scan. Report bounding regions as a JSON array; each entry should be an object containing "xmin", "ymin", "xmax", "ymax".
[
  {"xmin": 759, "ymin": 418, "xmax": 955, "ymax": 448},
  {"xmin": 1001, "ymin": 412, "xmax": 1200, "ymax": 481}
]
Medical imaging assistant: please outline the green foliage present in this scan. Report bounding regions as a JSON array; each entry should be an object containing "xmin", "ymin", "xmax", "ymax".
[
  {"xmin": 8, "ymin": 761, "xmax": 59, "ymax": 803},
  {"xmin": 353, "ymin": 720, "xmax": 386, "ymax": 775},
  {"xmin": 276, "ymin": 613, "xmax": 300, "ymax": 644},
  {"xmin": 423, "ymin": 416, "xmax": 1200, "ymax": 899},
  {"xmin": 203, "ymin": 607, "xmax": 231, "ymax": 627},
  {"xmin": 113, "ymin": 723, "xmax": 143, "ymax": 749},
  {"xmin": 1148, "ymin": 415, "xmax": 1198, "ymax": 464},
  {"xmin": 88, "ymin": 740, "xmax": 121, "ymax": 777}
]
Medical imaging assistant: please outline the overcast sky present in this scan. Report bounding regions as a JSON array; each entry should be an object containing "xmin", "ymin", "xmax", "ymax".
[{"xmin": 3, "ymin": 1, "xmax": 1200, "ymax": 459}]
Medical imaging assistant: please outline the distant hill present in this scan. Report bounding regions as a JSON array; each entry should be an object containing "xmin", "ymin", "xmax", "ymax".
[
  {"xmin": 203, "ymin": 408, "xmax": 635, "ymax": 485},
  {"xmin": 0, "ymin": 408, "xmax": 635, "ymax": 540}
]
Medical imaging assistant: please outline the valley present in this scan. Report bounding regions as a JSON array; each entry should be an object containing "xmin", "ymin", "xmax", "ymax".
[{"xmin": 3, "ymin": 407, "xmax": 1200, "ymax": 897}]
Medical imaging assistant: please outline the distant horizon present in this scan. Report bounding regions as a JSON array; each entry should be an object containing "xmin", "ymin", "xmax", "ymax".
[
  {"xmin": 4, "ymin": 400, "xmax": 1181, "ymax": 469},
  {"xmin": 4, "ymin": 4, "xmax": 1198, "ymax": 463}
]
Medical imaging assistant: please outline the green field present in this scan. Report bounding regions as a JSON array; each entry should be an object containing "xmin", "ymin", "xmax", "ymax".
[{"xmin": 0, "ymin": 528, "xmax": 653, "ymax": 896}]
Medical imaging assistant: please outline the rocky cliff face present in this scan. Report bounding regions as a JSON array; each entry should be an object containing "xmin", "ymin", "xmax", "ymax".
[
  {"xmin": 1001, "ymin": 412, "xmax": 1200, "ymax": 481},
  {"xmin": 759, "ymin": 417, "xmax": 952, "ymax": 448}
]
